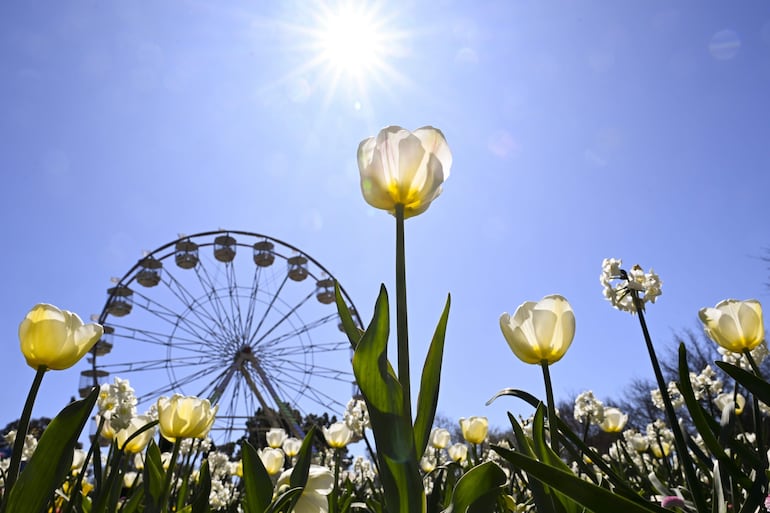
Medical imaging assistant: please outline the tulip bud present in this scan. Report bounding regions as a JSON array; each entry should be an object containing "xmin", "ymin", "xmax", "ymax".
[
  {"xmin": 357, "ymin": 126, "xmax": 452, "ymax": 219},
  {"xmin": 459, "ymin": 416, "xmax": 488, "ymax": 444},
  {"xmin": 699, "ymin": 299, "xmax": 765, "ymax": 353},
  {"xmin": 19, "ymin": 303, "xmax": 103, "ymax": 371}
]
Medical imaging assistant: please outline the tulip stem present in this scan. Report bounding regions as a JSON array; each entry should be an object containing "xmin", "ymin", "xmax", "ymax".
[
  {"xmin": 540, "ymin": 361, "xmax": 559, "ymax": 454},
  {"xmin": 3, "ymin": 366, "xmax": 46, "ymax": 500},
  {"xmin": 742, "ymin": 349, "xmax": 767, "ymax": 471},
  {"xmin": 630, "ymin": 287, "xmax": 707, "ymax": 512},
  {"xmin": 395, "ymin": 203, "xmax": 412, "ymax": 422},
  {"xmin": 160, "ymin": 439, "xmax": 181, "ymax": 513}
]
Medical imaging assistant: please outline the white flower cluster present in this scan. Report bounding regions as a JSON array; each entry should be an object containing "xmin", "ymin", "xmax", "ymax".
[
  {"xmin": 344, "ymin": 397, "xmax": 370, "ymax": 439},
  {"xmin": 600, "ymin": 258, "xmax": 662, "ymax": 313},
  {"xmin": 573, "ymin": 390, "xmax": 605, "ymax": 424},
  {"xmin": 690, "ymin": 365, "xmax": 723, "ymax": 399},
  {"xmin": 3, "ymin": 430, "xmax": 37, "ymax": 461},
  {"xmin": 650, "ymin": 382, "xmax": 685, "ymax": 411},
  {"xmin": 207, "ymin": 451, "xmax": 239, "ymax": 510},
  {"xmin": 719, "ymin": 340, "xmax": 769, "ymax": 370},
  {"xmin": 97, "ymin": 377, "xmax": 138, "ymax": 430}
]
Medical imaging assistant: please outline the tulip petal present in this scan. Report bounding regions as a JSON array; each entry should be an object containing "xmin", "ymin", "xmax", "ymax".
[{"xmin": 414, "ymin": 126, "xmax": 452, "ymax": 181}]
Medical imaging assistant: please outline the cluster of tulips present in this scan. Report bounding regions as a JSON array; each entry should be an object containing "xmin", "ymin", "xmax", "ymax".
[{"xmin": 1, "ymin": 124, "xmax": 768, "ymax": 512}]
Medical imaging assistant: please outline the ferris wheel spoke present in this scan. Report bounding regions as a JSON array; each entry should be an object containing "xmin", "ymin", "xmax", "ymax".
[
  {"xmin": 265, "ymin": 370, "xmax": 347, "ymax": 412},
  {"xmin": 161, "ymin": 269, "xmax": 237, "ymax": 341},
  {"xmin": 253, "ymin": 290, "xmax": 315, "ymax": 347},
  {"xmin": 242, "ymin": 267, "xmax": 265, "ymax": 343},
  {"xmin": 194, "ymin": 261, "xmax": 240, "ymax": 343},
  {"xmin": 265, "ymin": 340, "xmax": 348, "ymax": 358},
  {"xmin": 110, "ymin": 327, "xmax": 223, "ymax": 355},
  {"xmin": 250, "ymin": 273, "xmax": 290, "ymax": 342},
  {"xmin": 259, "ymin": 314, "xmax": 341, "ymax": 352},
  {"xmin": 273, "ymin": 360, "xmax": 351, "ymax": 381},
  {"xmin": 136, "ymin": 364, "xmax": 223, "ymax": 403},
  {"xmin": 129, "ymin": 289, "xmax": 223, "ymax": 348},
  {"xmin": 223, "ymin": 261, "xmax": 244, "ymax": 335},
  {"xmin": 96, "ymin": 355, "xmax": 221, "ymax": 373}
]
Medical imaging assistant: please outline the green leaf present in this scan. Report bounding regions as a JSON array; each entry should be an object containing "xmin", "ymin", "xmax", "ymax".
[
  {"xmin": 678, "ymin": 344, "xmax": 752, "ymax": 485},
  {"xmin": 494, "ymin": 447, "xmax": 670, "ymax": 513},
  {"xmin": 715, "ymin": 361, "xmax": 770, "ymax": 406},
  {"xmin": 414, "ymin": 294, "xmax": 450, "ymax": 459},
  {"xmin": 142, "ymin": 440, "xmax": 166, "ymax": 513},
  {"xmin": 353, "ymin": 285, "xmax": 424, "ymax": 513},
  {"xmin": 290, "ymin": 426, "xmax": 316, "ymax": 489},
  {"xmin": 335, "ymin": 282, "xmax": 364, "ymax": 349},
  {"xmin": 488, "ymin": 387, "xmax": 652, "ymax": 506},
  {"xmin": 266, "ymin": 487, "xmax": 304, "ymax": 513},
  {"xmin": 5, "ymin": 388, "xmax": 98, "ymax": 513},
  {"xmin": 241, "ymin": 441, "xmax": 274, "ymax": 513},
  {"xmin": 444, "ymin": 461, "xmax": 506, "ymax": 513},
  {"xmin": 190, "ymin": 459, "xmax": 211, "ymax": 513}
]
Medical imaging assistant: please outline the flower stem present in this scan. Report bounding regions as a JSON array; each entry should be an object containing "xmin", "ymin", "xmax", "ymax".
[
  {"xmin": 4, "ymin": 366, "xmax": 46, "ymax": 497},
  {"xmin": 631, "ymin": 291, "xmax": 707, "ymax": 512},
  {"xmin": 540, "ymin": 361, "xmax": 560, "ymax": 454},
  {"xmin": 331, "ymin": 449, "xmax": 341, "ymax": 513},
  {"xmin": 743, "ymin": 349, "xmax": 768, "ymax": 470},
  {"xmin": 160, "ymin": 439, "xmax": 181, "ymax": 513},
  {"xmin": 395, "ymin": 203, "xmax": 411, "ymax": 421}
]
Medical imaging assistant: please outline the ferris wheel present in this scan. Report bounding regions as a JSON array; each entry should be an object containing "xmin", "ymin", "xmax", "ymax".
[{"xmin": 81, "ymin": 230, "xmax": 362, "ymax": 441}]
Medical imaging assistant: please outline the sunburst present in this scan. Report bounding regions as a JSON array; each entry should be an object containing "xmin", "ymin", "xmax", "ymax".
[{"xmin": 267, "ymin": 1, "xmax": 409, "ymax": 108}]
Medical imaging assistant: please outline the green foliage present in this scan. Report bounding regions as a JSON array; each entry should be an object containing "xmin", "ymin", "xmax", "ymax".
[{"xmin": 3, "ymin": 387, "xmax": 98, "ymax": 513}]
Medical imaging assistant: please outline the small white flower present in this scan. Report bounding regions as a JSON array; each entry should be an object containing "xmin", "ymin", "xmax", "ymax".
[
  {"xmin": 573, "ymin": 391, "xmax": 605, "ymax": 424},
  {"xmin": 600, "ymin": 258, "xmax": 662, "ymax": 313}
]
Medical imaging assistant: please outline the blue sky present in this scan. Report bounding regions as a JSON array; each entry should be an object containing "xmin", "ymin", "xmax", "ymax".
[{"xmin": 2, "ymin": 0, "xmax": 769, "ymax": 437}]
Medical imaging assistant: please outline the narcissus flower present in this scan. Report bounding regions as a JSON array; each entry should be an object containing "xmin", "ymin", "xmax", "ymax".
[
  {"xmin": 598, "ymin": 407, "xmax": 628, "ymax": 433},
  {"xmin": 699, "ymin": 299, "xmax": 765, "ymax": 353},
  {"xmin": 277, "ymin": 465, "xmax": 334, "ymax": 513},
  {"xmin": 323, "ymin": 422, "xmax": 353, "ymax": 448},
  {"xmin": 459, "ymin": 416, "xmax": 488, "ymax": 444},
  {"xmin": 19, "ymin": 303, "xmax": 103, "ymax": 370},
  {"xmin": 600, "ymin": 258, "xmax": 662, "ymax": 313},
  {"xmin": 357, "ymin": 125, "xmax": 452, "ymax": 218},
  {"xmin": 500, "ymin": 295, "xmax": 575, "ymax": 365},
  {"xmin": 157, "ymin": 394, "xmax": 217, "ymax": 442}
]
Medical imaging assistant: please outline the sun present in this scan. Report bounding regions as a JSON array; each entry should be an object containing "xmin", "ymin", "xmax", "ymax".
[
  {"xmin": 317, "ymin": 4, "xmax": 383, "ymax": 79},
  {"xmin": 269, "ymin": 1, "xmax": 408, "ymax": 107}
]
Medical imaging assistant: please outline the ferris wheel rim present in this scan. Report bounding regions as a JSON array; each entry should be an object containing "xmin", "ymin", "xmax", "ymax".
[{"xmin": 88, "ymin": 229, "xmax": 363, "ymax": 441}]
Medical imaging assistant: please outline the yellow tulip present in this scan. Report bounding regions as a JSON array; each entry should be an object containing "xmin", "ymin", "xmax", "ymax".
[
  {"xmin": 699, "ymin": 299, "xmax": 765, "ymax": 353},
  {"xmin": 598, "ymin": 407, "xmax": 628, "ymax": 433},
  {"xmin": 357, "ymin": 125, "xmax": 452, "ymax": 218},
  {"xmin": 115, "ymin": 415, "xmax": 156, "ymax": 453},
  {"xmin": 157, "ymin": 394, "xmax": 217, "ymax": 442},
  {"xmin": 429, "ymin": 427, "xmax": 451, "ymax": 449},
  {"xmin": 277, "ymin": 465, "xmax": 334, "ymax": 513},
  {"xmin": 265, "ymin": 427, "xmax": 287, "ymax": 449},
  {"xmin": 258, "ymin": 448, "xmax": 285, "ymax": 476},
  {"xmin": 322, "ymin": 422, "xmax": 353, "ymax": 448},
  {"xmin": 459, "ymin": 416, "xmax": 488, "ymax": 444},
  {"xmin": 499, "ymin": 295, "xmax": 575, "ymax": 365},
  {"xmin": 282, "ymin": 437, "xmax": 302, "ymax": 457},
  {"xmin": 447, "ymin": 442, "xmax": 468, "ymax": 463},
  {"xmin": 19, "ymin": 303, "xmax": 103, "ymax": 370}
]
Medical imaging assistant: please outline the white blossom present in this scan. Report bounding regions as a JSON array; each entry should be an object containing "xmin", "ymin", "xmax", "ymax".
[
  {"xmin": 600, "ymin": 258, "xmax": 662, "ymax": 313},
  {"xmin": 573, "ymin": 391, "xmax": 605, "ymax": 424}
]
